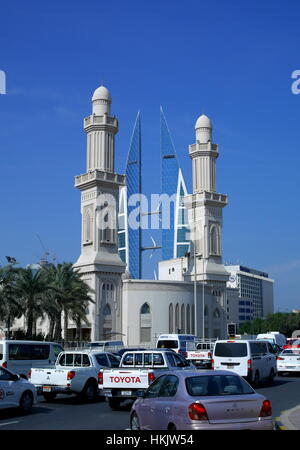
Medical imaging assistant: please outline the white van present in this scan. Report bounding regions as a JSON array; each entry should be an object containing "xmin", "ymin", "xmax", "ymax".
[
  {"xmin": 256, "ymin": 332, "xmax": 286, "ymax": 348},
  {"xmin": 156, "ymin": 334, "xmax": 195, "ymax": 356},
  {"xmin": 212, "ymin": 339, "xmax": 277, "ymax": 385},
  {"xmin": 0, "ymin": 341, "xmax": 64, "ymax": 378}
]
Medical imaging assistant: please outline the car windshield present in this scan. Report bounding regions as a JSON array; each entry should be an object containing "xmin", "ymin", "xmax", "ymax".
[
  {"xmin": 186, "ymin": 375, "xmax": 254, "ymax": 396},
  {"xmin": 157, "ymin": 340, "xmax": 178, "ymax": 349},
  {"xmin": 214, "ymin": 343, "xmax": 248, "ymax": 357}
]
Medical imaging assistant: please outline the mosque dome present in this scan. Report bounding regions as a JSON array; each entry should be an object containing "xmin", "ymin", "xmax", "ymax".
[
  {"xmin": 195, "ymin": 114, "xmax": 212, "ymax": 129},
  {"xmin": 92, "ymin": 85, "xmax": 111, "ymax": 102}
]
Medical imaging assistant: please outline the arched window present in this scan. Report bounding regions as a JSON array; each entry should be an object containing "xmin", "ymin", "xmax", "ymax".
[
  {"xmin": 204, "ymin": 305, "xmax": 209, "ymax": 316},
  {"xmin": 140, "ymin": 303, "xmax": 150, "ymax": 314},
  {"xmin": 191, "ymin": 305, "xmax": 195, "ymax": 334},
  {"xmin": 210, "ymin": 225, "xmax": 220, "ymax": 255},
  {"xmin": 181, "ymin": 304, "xmax": 185, "ymax": 333},
  {"xmin": 140, "ymin": 302, "xmax": 152, "ymax": 343},
  {"xmin": 85, "ymin": 210, "xmax": 91, "ymax": 242},
  {"xmin": 186, "ymin": 304, "xmax": 190, "ymax": 334},
  {"xmin": 175, "ymin": 304, "xmax": 179, "ymax": 333},
  {"xmin": 169, "ymin": 304, "xmax": 174, "ymax": 333},
  {"xmin": 103, "ymin": 304, "xmax": 111, "ymax": 316}
]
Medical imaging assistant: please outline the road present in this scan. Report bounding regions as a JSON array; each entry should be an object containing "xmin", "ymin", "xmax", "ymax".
[{"xmin": 1, "ymin": 374, "xmax": 300, "ymax": 430}]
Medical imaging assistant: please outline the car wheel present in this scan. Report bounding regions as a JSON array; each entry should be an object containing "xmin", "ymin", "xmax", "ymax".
[
  {"xmin": 43, "ymin": 392, "xmax": 57, "ymax": 402},
  {"xmin": 268, "ymin": 368, "xmax": 275, "ymax": 385},
  {"xmin": 19, "ymin": 391, "xmax": 33, "ymax": 414},
  {"xmin": 108, "ymin": 397, "xmax": 121, "ymax": 410},
  {"xmin": 131, "ymin": 412, "xmax": 141, "ymax": 430},
  {"xmin": 80, "ymin": 380, "xmax": 97, "ymax": 402}
]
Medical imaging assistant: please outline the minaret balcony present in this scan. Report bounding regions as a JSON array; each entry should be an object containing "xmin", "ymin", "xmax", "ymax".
[
  {"xmin": 84, "ymin": 114, "xmax": 118, "ymax": 132},
  {"xmin": 75, "ymin": 169, "xmax": 125, "ymax": 190},
  {"xmin": 185, "ymin": 191, "xmax": 228, "ymax": 208},
  {"xmin": 189, "ymin": 142, "xmax": 218, "ymax": 158}
]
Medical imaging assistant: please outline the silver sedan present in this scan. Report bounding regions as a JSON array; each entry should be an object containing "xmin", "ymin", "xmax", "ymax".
[{"xmin": 130, "ymin": 370, "xmax": 274, "ymax": 430}]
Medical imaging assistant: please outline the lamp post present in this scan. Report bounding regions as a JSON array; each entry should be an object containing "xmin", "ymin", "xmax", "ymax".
[{"xmin": 193, "ymin": 205, "xmax": 197, "ymax": 337}]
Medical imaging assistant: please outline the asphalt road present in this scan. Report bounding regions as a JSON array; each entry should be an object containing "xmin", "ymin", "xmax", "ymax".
[{"xmin": 1, "ymin": 373, "xmax": 300, "ymax": 430}]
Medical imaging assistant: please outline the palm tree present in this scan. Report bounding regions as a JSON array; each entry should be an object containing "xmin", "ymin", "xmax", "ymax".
[
  {"xmin": 14, "ymin": 267, "xmax": 52, "ymax": 339},
  {"xmin": 45, "ymin": 263, "xmax": 94, "ymax": 342},
  {"xmin": 0, "ymin": 264, "xmax": 22, "ymax": 338}
]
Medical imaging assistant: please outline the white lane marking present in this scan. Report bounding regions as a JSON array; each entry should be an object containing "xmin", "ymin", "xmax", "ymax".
[{"xmin": 0, "ymin": 420, "xmax": 20, "ymax": 427}]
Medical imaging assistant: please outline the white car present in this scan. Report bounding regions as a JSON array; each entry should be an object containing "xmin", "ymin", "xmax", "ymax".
[
  {"xmin": 277, "ymin": 349, "xmax": 300, "ymax": 375},
  {"xmin": 0, "ymin": 366, "xmax": 37, "ymax": 413}
]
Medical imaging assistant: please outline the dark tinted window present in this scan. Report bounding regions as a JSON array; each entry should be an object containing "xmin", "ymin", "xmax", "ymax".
[
  {"xmin": 82, "ymin": 354, "xmax": 90, "ymax": 366},
  {"xmin": 166, "ymin": 353, "xmax": 176, "ymax": 367},
  {"xmin": 95, "ymin": 354, "xmax": 109, "ymax": 367},
  {"xmin": 31, "ymin": 344, "xmax": 50, "ymax": 360},
  {"xmin": 159, "ymin": 375, "xmax": 179, "ymax": 397},
  {"xmin": 186, "ymin": 375, "xmax": 254, "ymax": 396},
  {"xmin": 153, "ymin": 353, "xmax": 164, "ymax": 366},
  {"xmin": 9, "ymin": 344, "xmax": 31, "ymax": 360},
  {"xmin": 107, "ymin": 354, "xmax": 120, "ymax": 368},
  {"xmin": 122, "ymin": 353, "xmax": 134, "ymax": 365},
  {"xmin": 214, "ymin": 343, "xmax": 247, "ymax": 357},
  {"xmin": 157, "ymin": 340, "xmax": 178, "ymax": 349},
  {"xmin": 250, "ymin": 342, "xmax": 262, "ymax": 355},
  {"xmin": 0, "ymin": 368, "xmax": 12, "ymax": 381},
  {"xmin": 145, "ymin": 376, "xmax": 167, "ymax": 398}
]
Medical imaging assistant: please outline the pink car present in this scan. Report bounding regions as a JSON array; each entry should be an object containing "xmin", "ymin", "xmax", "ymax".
[{"xmin": 130, "ymin": 370, "xmax": 274, "ymax": 430}]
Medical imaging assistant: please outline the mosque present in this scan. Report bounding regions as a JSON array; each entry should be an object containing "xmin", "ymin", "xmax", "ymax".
[{"xmin": 72, "ymin": 84, "xmax": 274, "ymax": 345}]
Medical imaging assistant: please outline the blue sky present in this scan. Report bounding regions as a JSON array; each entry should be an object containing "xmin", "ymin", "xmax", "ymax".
[{"xmin": 1, "ymin": 0, "xmax": 300, "ymax": 311}]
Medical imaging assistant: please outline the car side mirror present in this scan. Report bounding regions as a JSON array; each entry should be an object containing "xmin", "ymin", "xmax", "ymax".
[{"xmin": 11, "ymin": 374, "xmax": 20, "ymax": 381}]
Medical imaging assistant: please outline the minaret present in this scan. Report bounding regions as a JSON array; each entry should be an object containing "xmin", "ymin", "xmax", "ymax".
[
  {"xmin": 74, "ymin": 85, "xmax": 125, "ymax": 341},
  {"xmin": 184, "ymin": 114, "xmax": 229, "ymax": 282}
]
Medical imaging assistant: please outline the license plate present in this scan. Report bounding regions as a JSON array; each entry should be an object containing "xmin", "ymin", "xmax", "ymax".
[
  {"xmin": 121, "ymin": 390, "xmax": 131, "ymax": 396},
  {"xmin": 43, "ymin": 386, "xmax": 51, "ymax": 392}
]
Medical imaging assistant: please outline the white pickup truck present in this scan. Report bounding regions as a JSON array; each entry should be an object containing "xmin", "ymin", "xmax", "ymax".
[
  {"xmin": 98, "ymin": 349, "xmax": 194, "ymax": 409},
  {"xmin": 185, "ymin": 340, "xmax": 217, "ymax": 369},
  {"xmin": 29, "ymin": 350, "xmax": 120, "ymax": 402}
]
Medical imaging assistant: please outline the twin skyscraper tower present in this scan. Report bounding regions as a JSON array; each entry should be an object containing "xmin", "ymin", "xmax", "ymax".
[{"xmin": 118, "ymin": 106, "xmax": 190, "ymax": 280}]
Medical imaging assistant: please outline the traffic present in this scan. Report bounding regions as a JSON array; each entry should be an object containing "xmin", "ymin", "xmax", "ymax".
[{"xmin": 0, "ymin": 330, "xmax": 297, "ymax": 430}]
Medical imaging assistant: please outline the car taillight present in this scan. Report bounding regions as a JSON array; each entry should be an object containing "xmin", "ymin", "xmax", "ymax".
[
  {"xmin": 208, "ymin": 352, "xmax": 212, "ymax": 358},
  {"xmin": 28, "ymin": 370, "xmax": 32, "ymax": 379},
  {"xmin": 247, "ymin": 359, "xmax": 252, "ymax": 370},
  {"xmin": 259, "ymin": 400, "xmax": 272, "ymax": 417},
  {"xmin": 1, "ymin": 362, "xmax": 7, "ymax": 369},
  {"xmin": 67, "ymin": 371, "xmax": 76, "ymax": 381},
  {"xmin": 98, "ymin": 371, "xmax": 103, "ymax": 385},
  {"xmin": 148, "ymin": 372, "xmax": 155, "ymax": 384},
  {"xmin": 188, "ymin": 403, "xmax": 209, "ymax": 421},
  {"xmin": 211, "ymin": 359, "xmax": 214, "ymax": 369},
  {"xmin": 277, "ymin": 357, "xmax": 284, "ymax": 360}
]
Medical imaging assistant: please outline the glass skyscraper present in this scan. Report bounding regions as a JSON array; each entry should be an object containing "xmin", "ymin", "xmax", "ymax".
[
  {"xmin": 160, "ymin": 107, "xmax": 189, "ymax": 261},
  {"xmin": 118, "ymin": 111, "xmax": 142, "ymax": 279},
  {"xmin": 118, "ymin": 108, "xmax": 190, "ymax": 279}
]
